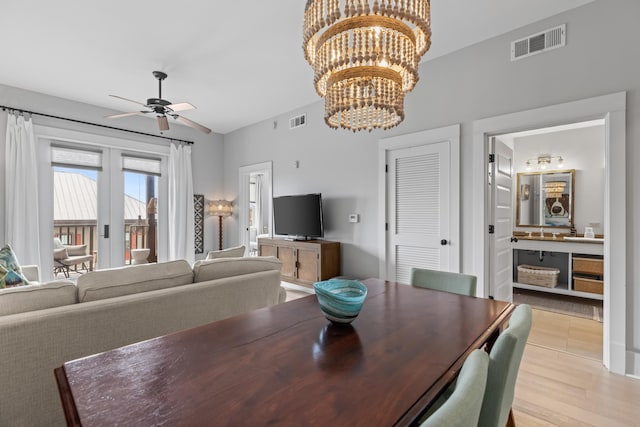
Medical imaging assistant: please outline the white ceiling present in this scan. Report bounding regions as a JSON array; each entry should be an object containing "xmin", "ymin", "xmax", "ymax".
[{"xmin": 0, "ymin": 0, "xmax": 594, "ymax": 135}]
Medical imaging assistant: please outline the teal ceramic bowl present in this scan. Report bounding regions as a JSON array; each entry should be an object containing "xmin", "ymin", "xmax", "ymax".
[{"xmin": 313, "ymin": 279, "xmax": 368, "ymax": 324}]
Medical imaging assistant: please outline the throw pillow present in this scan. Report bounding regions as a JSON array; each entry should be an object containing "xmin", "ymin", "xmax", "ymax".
[
  {"xmin": 206, "ymin": 245, "xmax": 246, "ymax": 260},
  {"xmin": 0, "ymin": 265, "xmax": 26, "ymax": 288},
  {"xmin": 54, "ymin": 248, "xmax": 69, "ymax": 260},
  {"xmin": 0, "ymin": 245, "xmax": 27, "ymax": 288},
  {"xmin": 0, "ymin": 244, "xmax": 22, "ymax": 273}
]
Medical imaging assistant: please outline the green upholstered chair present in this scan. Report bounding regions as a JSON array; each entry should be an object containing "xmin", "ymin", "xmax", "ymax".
[
  {"xmin": 410, "ymin": 267, "xmax": 477, "ymax": 296},
  {"xmin": 478, "ymin": 304, "xmax": 533, "ymax": 427},
  {"xmin": 420, "ymin": 349, "xmax": 489, "ymax": 427}
]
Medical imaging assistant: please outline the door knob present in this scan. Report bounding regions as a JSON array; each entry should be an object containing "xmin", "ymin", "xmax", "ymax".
[{"xmin": 440, "ymin": 239, "xmax": 448, "ymax": 246}]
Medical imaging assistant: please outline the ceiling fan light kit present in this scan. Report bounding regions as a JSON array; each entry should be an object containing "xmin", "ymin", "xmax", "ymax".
[
  {"xmin": 107, "ymin": 71, "xmax": 212, "ymax": 134},
  {"xmin": 303, "ymin": 0, "xmax": 432, "ymax": 132}
]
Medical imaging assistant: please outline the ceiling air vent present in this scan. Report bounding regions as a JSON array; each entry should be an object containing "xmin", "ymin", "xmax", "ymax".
[
  {"xmin": 289, "ymin": 113, "xmax": 307, "ymax": 130},
  {"xmin": 511, "ymin": 24, "xmax": 566, "ymax": 61}
]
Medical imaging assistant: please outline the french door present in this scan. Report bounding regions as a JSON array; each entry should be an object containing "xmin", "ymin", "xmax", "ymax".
[{"xmin": 37, "ymin": 127, "xmax": 169, "ymax": 280}]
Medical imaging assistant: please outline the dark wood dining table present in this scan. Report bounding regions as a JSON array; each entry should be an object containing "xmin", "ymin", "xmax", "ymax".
[{"xmin": 55, "ymin": 278, "xmax": 514, "ymax": 426}]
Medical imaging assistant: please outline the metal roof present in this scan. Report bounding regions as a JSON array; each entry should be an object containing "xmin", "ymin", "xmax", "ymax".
[{"xmin": 54, "ymin": 171, "xmax": 146, "ymax": 221}]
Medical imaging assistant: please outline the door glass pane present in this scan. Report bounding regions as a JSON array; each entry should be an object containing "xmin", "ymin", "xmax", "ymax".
[
  {"xmin": 53, "ymin": 166, "xmax": 97, "ymax": 277},
  {"xmin": 124, "ymin": 172, "xmax": 158, "ymax": 264}
]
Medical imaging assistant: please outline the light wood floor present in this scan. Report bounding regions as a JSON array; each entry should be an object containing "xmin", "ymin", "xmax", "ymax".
[
  {"xmin": 515, "ymin": 309, "xmax": 640, "ymax": 426},
  {"xmin": 282, "ymin": 288, "xmax": 640, "ymax": 425}
]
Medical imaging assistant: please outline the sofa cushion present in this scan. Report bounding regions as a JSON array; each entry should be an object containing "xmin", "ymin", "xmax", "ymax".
[
  {"xmin": 206, "ymin": 245, "xmax": 246, "ymax": 259},
  {"xmin": 76, "ymin": 260, "xmax": 194, "ymax": 303},
  {"xmin": 193, "ymin": 256, "xmax": 282, "ymax": 283},
  {"xmin": 0, "ymin": 281, "xmax": 77, "ymax": 316}
]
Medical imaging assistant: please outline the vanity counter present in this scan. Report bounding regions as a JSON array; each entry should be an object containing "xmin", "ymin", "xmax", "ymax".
[{"xmin": 512, "ymin": 237, "xmax": 603, "ymax": 300}]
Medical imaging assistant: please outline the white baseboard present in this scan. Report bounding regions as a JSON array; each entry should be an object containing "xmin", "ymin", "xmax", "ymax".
[{"xmin": 626, "ymin": 350, "xmax": 640, "ymax": 377}]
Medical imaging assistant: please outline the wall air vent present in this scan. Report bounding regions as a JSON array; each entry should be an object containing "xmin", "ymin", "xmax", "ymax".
[
  {"xmin": 511, "ymin": 24, "xmax": 566, "ymax": 61},
  {"xmin": 289, "ymin": 113, "xmax": 307, "ymax": 129}
]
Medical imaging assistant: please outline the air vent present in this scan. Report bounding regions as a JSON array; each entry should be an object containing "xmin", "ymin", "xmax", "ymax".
[
  {"xmin": 511, "ymin": 24, "xmax": 566, "ymax": 61},
  {"xmin": 289, "ymin": 113, "xmax": 307, "ymax": 129}
]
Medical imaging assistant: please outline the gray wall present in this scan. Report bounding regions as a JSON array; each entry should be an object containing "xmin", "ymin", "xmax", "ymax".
[
  {"xmin": 0, "ymin": 84, "xmax": 225, "ymax": 260},
  {"xmin": 222, "ymin": 0, "xmax": 640, "ymax": 366}
]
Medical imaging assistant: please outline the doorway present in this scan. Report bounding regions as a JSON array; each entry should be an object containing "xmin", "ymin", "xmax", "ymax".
[
  {"xmin": 36, "ymin": 125, "xmax": 170, "ymax": 280},
  {"xmin": 238, "ymin": 162, "xmax": 273, "ymax": 254},
  {"xmin": 472, "ymin": 92, "xmax": 627, "ymax": 374},
  {"xmin": 491, "ymin": 120, "xmax": 605, "ymax": 361}
]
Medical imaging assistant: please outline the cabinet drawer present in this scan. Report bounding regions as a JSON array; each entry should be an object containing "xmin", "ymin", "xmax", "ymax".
[
  {"xmin": 573, "ymin": 257, "xmax": 603, "ymax": 275},
  {"xmin": 574, "ymin": 276, "xmax": 603, "ymax": 294}
]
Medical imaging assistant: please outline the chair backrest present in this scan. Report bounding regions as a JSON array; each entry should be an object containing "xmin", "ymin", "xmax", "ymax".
[
  {"xmin": 478, "ymin": 304, "xmax": 532, "ymax": 427},
  {"xmin": 420, "ymin": 349, "xmax": 489, "ymax": 427},
  {"xmin": 410, "ymin": 267, "xmax": 477, "ymax": 296}
]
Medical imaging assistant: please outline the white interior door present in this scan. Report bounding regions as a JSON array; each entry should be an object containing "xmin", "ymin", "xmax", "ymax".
[
  {"xmin": 489, "ymin": 138, "xmax": 514, "ymax": 301},
  {"xmin": 378, "ymin": 125, "xmax": 460, "ymax": 285},
  {"xmin": 386, "ymin": 141, "xmax": 451, "ymax": 284}
]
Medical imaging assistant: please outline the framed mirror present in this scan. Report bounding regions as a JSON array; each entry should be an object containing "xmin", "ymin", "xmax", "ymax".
[{"xmin": 516, "ymin": 169, "xmax": 575, "ymax": 228}]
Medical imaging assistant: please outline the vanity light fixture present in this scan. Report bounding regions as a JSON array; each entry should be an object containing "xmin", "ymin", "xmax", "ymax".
[{"xmin": 525, "ymin": 154, "xmax": 564, "ymax": 171}]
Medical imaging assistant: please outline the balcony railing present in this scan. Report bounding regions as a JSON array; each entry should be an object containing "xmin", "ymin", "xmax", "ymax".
[{"xmin": 54, "ymin": 220, "xmax": 156, "ymax": 268}]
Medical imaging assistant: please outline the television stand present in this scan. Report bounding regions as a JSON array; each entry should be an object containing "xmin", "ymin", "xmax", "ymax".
[{"xmin": 258, "ymin": 238, "xmax": 340, "ymax": 287}]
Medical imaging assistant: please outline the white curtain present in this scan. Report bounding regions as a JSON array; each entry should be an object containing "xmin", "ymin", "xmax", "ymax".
[
  {"xmin": 168, "ymin": 143, "xmax": 194, "ymax": 264},
  {"xmin": 254, "ymin": 174, "xmax": 263, "ymax": 235},
  {"xmin": 5, "ymin": 113, "xmax": 41, "ymax": 265}
]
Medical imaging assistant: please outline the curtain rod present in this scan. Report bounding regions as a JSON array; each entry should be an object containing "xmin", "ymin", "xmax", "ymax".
[{"xmin": 1, "ymin": 105, "xmax": 194, "ymax": 145}]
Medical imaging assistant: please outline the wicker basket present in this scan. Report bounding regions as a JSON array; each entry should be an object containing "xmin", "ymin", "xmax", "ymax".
[{"xmin": 517, "ymin": 265, "xmax": 560, "ymax": 288}]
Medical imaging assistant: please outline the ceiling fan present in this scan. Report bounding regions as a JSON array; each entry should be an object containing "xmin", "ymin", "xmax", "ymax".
[{"xmin": 106, "ymin": 71, "xmax": 212, "ymax": 134}]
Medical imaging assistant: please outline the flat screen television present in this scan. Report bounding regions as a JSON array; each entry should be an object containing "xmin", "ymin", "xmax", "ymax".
[{"xmin": 273, "ymin": 193, "xmax": 324, "ymax": 240}]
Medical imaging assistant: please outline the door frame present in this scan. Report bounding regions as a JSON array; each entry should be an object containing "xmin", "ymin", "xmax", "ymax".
[
  {"xmin": 238, "ymin": 161, "xmax": 273, "ymax": 252},
  {"xmin": 35, "ymin": 125, "xmax": 170, "ymax": 280},
  {"xmin": 472, "ymin": 92, "xmax": 626, "ymax": 374},
  {"xmin": 378, "ymin": 124, "xmax": 461, "ymax": 280}
]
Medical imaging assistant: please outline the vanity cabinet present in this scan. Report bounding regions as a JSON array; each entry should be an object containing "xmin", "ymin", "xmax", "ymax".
[
  {"xmin": 512, "ymin": 238, "xmax": 603, "ymax": 300},
  {"xmin": 258, "ymin": 238, "xmax": 340, "ymax": 288}
]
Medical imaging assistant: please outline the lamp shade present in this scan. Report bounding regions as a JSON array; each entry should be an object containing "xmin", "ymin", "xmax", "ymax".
[{"xmin": 209, "ymin": 200, "xmax": 233, "ymax": 217}]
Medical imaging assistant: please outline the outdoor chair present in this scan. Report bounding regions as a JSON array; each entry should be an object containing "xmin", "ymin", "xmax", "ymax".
[{"xmin": 53, "ymin": 239, "xmax": 94, "ymax": 278}]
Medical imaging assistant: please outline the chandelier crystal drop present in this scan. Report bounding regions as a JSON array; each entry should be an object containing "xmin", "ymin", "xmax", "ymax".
[{"xmin": 303, "ymin": 0, "xmax": 431, "ymax": 132}]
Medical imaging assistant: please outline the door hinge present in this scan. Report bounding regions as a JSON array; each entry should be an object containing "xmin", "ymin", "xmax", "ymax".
[
  {"xmin": 385, "ymin": 223, "xmax": 389, "ymax": 231},
  {"xmin": 488, "ymin": 153, "xmax": 495, "ymax": 163},
  {"xmin": 385, "ymin": 164, "xmax": 388, "ymax": 173},
  {"xmin": 488, "ymin": 224, "xmax": 495, "ymax": 234}
]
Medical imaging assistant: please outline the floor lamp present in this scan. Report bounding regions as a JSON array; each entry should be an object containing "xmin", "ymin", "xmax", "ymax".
[{"xmin": 209, "ymin": 200, "xmax": 233, "ymax": 250}]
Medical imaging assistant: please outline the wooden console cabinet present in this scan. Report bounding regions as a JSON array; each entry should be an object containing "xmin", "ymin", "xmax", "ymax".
[{"xmin": 258, "ymin": 238, "xmax": 340, "ymax": 287}]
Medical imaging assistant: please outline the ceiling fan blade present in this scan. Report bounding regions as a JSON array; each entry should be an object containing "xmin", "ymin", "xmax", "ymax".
[
  {"xmin": 158, "ymin": 115, "xmax": 170, "ymax": 131},
  {"xmin": 167, "ymin": 102, "xmax": 196, "ymax": 112},
  {"xmin": 109, "ymin": 94, "xmax": 148, "ymax": 107},
  {"xmin": 175, "ymin": 115, "xmax": 212, "ymax": 134},
  {"xmin": 105, "ymin": 111, "xmax": 145, "ymax": 119}
]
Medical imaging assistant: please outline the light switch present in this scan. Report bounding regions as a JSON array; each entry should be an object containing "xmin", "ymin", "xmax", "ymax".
[{"xmin": 349, "ymin": 214, "xmax": 359, "ymax": 223}]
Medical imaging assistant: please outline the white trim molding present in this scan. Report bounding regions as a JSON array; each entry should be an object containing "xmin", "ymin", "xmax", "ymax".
[{"xmin": 472, "ymin": 92, "xmax": 627, "ymax": 374}]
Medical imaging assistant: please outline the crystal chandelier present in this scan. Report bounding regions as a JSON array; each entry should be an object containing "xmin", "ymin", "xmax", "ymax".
[{"xmin": 303, "ymin": 0, "xmax": 431, "ymax": 132}]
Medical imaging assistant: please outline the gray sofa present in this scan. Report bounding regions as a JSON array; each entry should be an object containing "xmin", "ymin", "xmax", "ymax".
[{"xmin": 0, "ymin": 256, "xmax": 285, "ymax": 427}]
